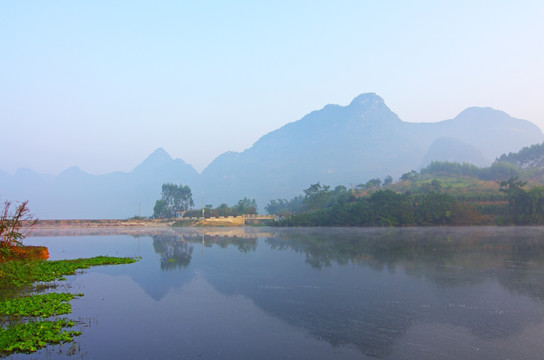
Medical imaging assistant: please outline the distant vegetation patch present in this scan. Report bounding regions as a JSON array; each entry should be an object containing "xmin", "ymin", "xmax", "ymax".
[{"xmin": 265, "ymin": 143, "xmax": 544, "ymax": 226}]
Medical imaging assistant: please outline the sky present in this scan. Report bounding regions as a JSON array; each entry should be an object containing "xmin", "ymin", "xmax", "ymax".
[{"xmin": 1, "ymin": 0, "xmax": 543, "ymax": 175}]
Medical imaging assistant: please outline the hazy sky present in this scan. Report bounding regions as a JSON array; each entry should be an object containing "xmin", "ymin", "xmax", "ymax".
[{"xmin": 1, "ymin": 1, "xmax": 543, "ymax": 175}]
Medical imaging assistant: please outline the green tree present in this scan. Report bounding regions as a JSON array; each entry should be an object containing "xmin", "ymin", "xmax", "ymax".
[
  {"xmin": 235, "ymin": 197, "xmax": 258, "ymax": 215},
  {"xmin": 215, "ymin": 203, "xmax": 232, "ymax": 217},
  {"xmin": 303, "ymin": 182, "xmax": 331, "ymax": 211},
  {"xmin": 265, "ymin": 196, "xmax": 304, "ymax": 216},
  {"xmin": 400, "ymin": 170, "xmax": 418, "ymax": 182},
  {"xmin": 153, "ymin": 199, "xmax": 169, "ymax": 219},
  {"xmin": 153, "ymin": 183, "xmax": 194, "ymax": 218},
  {"xmin": 383, "ymin": 175, "xmax": 393, "ymax": 186}
]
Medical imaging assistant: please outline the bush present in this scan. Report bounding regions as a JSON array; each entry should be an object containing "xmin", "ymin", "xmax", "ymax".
[{"xmin": 0, "ymin": 200, "xmax": 36, "ymax": 247}]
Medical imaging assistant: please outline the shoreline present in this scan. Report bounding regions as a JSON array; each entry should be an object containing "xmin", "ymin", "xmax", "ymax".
[{"xmin": 29, "ymin": 219, "xmax": 175, "ymax": 228}]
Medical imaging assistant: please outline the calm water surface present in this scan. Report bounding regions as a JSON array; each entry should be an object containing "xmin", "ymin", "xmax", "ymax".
[{"xmin": 10, "ymin": 226, "xmax": 544, "ymax": 359}]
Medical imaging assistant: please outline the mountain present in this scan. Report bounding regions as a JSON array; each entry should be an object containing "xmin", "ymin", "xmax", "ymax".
[
  {"xmin": 195, "ymin": 94, "xmax": 543, "ymax": 207},
  {"xmin": 0, "ymin": 148, "xmax": 198, "ymax": 219},
  {"xmin": 1, "ymin": 94, "xmax": 542, "ymax": 218},
  {"xmin": 420, "ymin": 137, "xmax": 489, "ymax": 168},
  {"xmin": 197, "ymin": 94, "xmax": 423, "ymax": 205},
  {"xmin": 405, "ymin": 106, "xmax": 542, "ymax": 161}
]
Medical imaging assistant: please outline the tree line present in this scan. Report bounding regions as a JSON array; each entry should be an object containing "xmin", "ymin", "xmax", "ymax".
[
  {"xmin": 152, "ymin": 183, "xmax": 257, "ymax": 219},
  {"xmin": 266, "ymin": 177, "xmax": 544, "ymax": 226},
  {"xmin": 183, "ymin": 198, "xmax": 258, "ymax": 218}
]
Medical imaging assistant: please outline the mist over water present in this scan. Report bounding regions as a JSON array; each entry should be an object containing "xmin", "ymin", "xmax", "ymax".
[{"xmin": 15, "ymin": 226, "xmax": 544, "ymax": 359}]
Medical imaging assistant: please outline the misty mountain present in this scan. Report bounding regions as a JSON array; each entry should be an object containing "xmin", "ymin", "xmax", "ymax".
[
  {"xmin": 194, "ymin": 93, "xmax": 543, "ymax": 207},
  {"xmin": 1, "ymin": 93, "xmax": 542, "ymax": 219},
  {"xmin": 420, "ymin": 137, "xmax": 489, "ymax": 168},
  {"xmin": 0, "ymin": 148, "xmax": 198, "ymax": 219}
]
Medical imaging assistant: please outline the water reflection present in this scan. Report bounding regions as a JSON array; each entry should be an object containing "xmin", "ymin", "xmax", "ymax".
[
  {"xmin": 20, "ymin": 226, "xmax": 544, "ymax": 359},
  {"xmin": 265, "ymin": 227, "xmax": 544, "ymax": 300},
  {"xmin": 151, "ymin": 234, "xmax": 194, "ymax": 270},
  {"xmin": 138, "ymin": 227, "xmax": 544, "ymax": 358}
]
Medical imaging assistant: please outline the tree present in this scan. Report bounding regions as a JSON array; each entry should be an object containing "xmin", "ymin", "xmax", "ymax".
[
  {"xmin": 153, "ymin": 199, "xmax": 169, "ymax": 219},
  {"xmin": 400, "ymin": 170, "xmax": 418, "ymax": 182},
  {"xmin": 366, "ymin": 178, "xmax": 382, "ymax": 189},
  {"xmin": 235, "ymin": 197, "xmax": 258, "ymax": 215},
  {"xmin": 420, "ymin": 179, "xmax": 442, "ymax": 194},
  {"xmin": 383, "ymin": 175, "xmax": 393, "ymax": 186},
  {"xmin": 215, "ymin": 203, "xmax": 232, "ymax": 217},
  {"xmin": 265, "ymin": 196, "xmax": 304, "ymax": 216},
  {"xmin": 153, "ymin": 183, "xmax": 194, "ymax": 218},
  {"xmin": 303, "ymin": 182, "xmax": 331, "ymax": 211},
  {"xmin": 498, "ymin": 177, "xmax": 544, "ymax": 224},
  {"xmin": 1, "ymin": 200, "xmax": 37, "ymax": 247}
]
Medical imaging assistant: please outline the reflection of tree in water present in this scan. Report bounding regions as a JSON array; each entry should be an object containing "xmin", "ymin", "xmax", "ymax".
[
  {"xmin": 256, "ymin": 228, "xmax": 544, "ymax": 357},
  {"xmin": 182, "ymin": 234, "xmax": 257, "ymax": 253},
  {"xmin": 267, "ymin": 227, "xmax": 544, "ymax": 292},
  {"xmin": 151, "ymin": 233, "xmax": 257, "ymax": 269},
  {"xmin": 152, "ymin": 235, "xmax": 194, "ymax": 270},
  {"xmin": 496, "ymin": 238, "xmax": 544, "ymax": 302},
  {"xmin": 146, "ymin": 228, "xmax": 544, "ymax": 359}
]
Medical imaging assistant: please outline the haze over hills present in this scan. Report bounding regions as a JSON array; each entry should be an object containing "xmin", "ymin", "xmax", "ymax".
[
  {"xmin": 1, "ymin": 93, "xmax": 542, "ymax": 219},
  {"xmin": 194, "ymin": 94, "xmax": 543, "ymax": 207},
  {"xmin": 0, "ymin": 149, "xmax": 198, "ymax": 219}
]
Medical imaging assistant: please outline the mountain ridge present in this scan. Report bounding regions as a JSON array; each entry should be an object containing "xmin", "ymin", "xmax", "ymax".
[{"xmin": 1, "ymin": 93, "xmax": 542, "ymax": 219}]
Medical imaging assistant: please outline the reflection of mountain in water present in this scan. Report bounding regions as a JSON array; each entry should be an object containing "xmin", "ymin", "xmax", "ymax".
[
  {"xmin": 83, "ymin": 227, "xmax": 544, "ymax": 358},
  {"xmin": 200, "ymin": 227, "xmax": 544, "ymax": 358},
  {"xmin": 125, "ymin": 229, "xmax": 264, "ymax": 301},
  {"xmin": 267, "ymin": 227, "xmax": 544, "ymax": 300}
]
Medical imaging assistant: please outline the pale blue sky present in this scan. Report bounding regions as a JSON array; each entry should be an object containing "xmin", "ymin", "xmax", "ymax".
[{"xmin": 1, "ymin": 1, "xmax": 543, "ymax": 175}]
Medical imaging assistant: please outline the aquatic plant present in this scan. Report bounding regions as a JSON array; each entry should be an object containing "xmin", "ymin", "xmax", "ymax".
[
  {"xmin": 0, "ymin": 256, "xmax": 138, "ymax": 289},
  {"xmin": 0, "ymin": 293, "xmax": 81, "ymax": 319},
  {"xmin": 0, "ymin": 319, "xmax": 81, "ymax": 354},
  {"xmin": 0, "ymin": 256, "xmax": 138, "ymax": 354}
]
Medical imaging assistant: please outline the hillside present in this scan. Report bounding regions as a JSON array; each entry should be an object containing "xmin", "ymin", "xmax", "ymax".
[
  {"xmin": 497, "ymin": 143, "xmax": 544, "ymax": 170},
  {"xmin": 195, "ymin": 93, "xmax": 543, "ymax": 208}
]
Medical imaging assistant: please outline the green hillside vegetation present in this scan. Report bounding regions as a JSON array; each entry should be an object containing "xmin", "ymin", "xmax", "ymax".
[
  {"xmin": 267, "ymin": 143, "xmax": 544, "ymax": 226},
  {"xmin": 497, "ymin": 142, "xmax": 544, "ymax": 170}
]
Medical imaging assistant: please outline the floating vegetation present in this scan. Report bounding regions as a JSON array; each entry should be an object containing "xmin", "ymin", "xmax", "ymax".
[
  {"xmin": 0, "ymin": 256, "xmax": 138, "ymax": 289},
  {"xmin": 0, "ymin": 293, "xmax": 81, "ymax": 319},
  {"xmin": 0, "ymin": 255, "xmax": 138, "ymax": 355},
  {"xmin": 0, "ymin": 319, "xmax": 81, "ymax": 354}
]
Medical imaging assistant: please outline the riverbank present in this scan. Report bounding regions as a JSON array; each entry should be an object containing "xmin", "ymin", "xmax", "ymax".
[
  {"xmin": 29, "ymin": 216, "xmax": 276, "ymax": 229},
  {"xmin": 30, "ymin": 219, "xmax": 175, "ymax": 228}
]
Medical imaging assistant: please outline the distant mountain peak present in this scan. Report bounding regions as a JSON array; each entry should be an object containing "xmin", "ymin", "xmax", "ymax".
[
  {"xmin": 348, "ymin": 93, "xmax": 384, "ymax": 107},
  {"xmin": 148, "ymin": 147, "xmax": 172, "ymax": 161},
  {"xmin": 453, "ymin": 107, "xmax": 510, "ymax": 122},
  {"xmin": 15, "ymin": 167, "xmax": 38, "ymax": 176},
  {"xmin": 59, "ymin": 166, "xmax": 85, "ymax": 175},
  {"xmin": 132, "ymin": 148, "xmax": 173, "ymax": 173}
]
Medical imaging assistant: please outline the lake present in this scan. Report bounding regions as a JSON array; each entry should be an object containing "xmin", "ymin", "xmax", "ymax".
[{"xmin": 10, "ymin": 226, "xmax": 544, "ymax": 359}]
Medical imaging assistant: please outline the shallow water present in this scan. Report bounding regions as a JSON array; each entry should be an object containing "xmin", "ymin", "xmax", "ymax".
[{"xmin": 10, "ymin": 226, "xmax": 544, "ymax": 359}]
